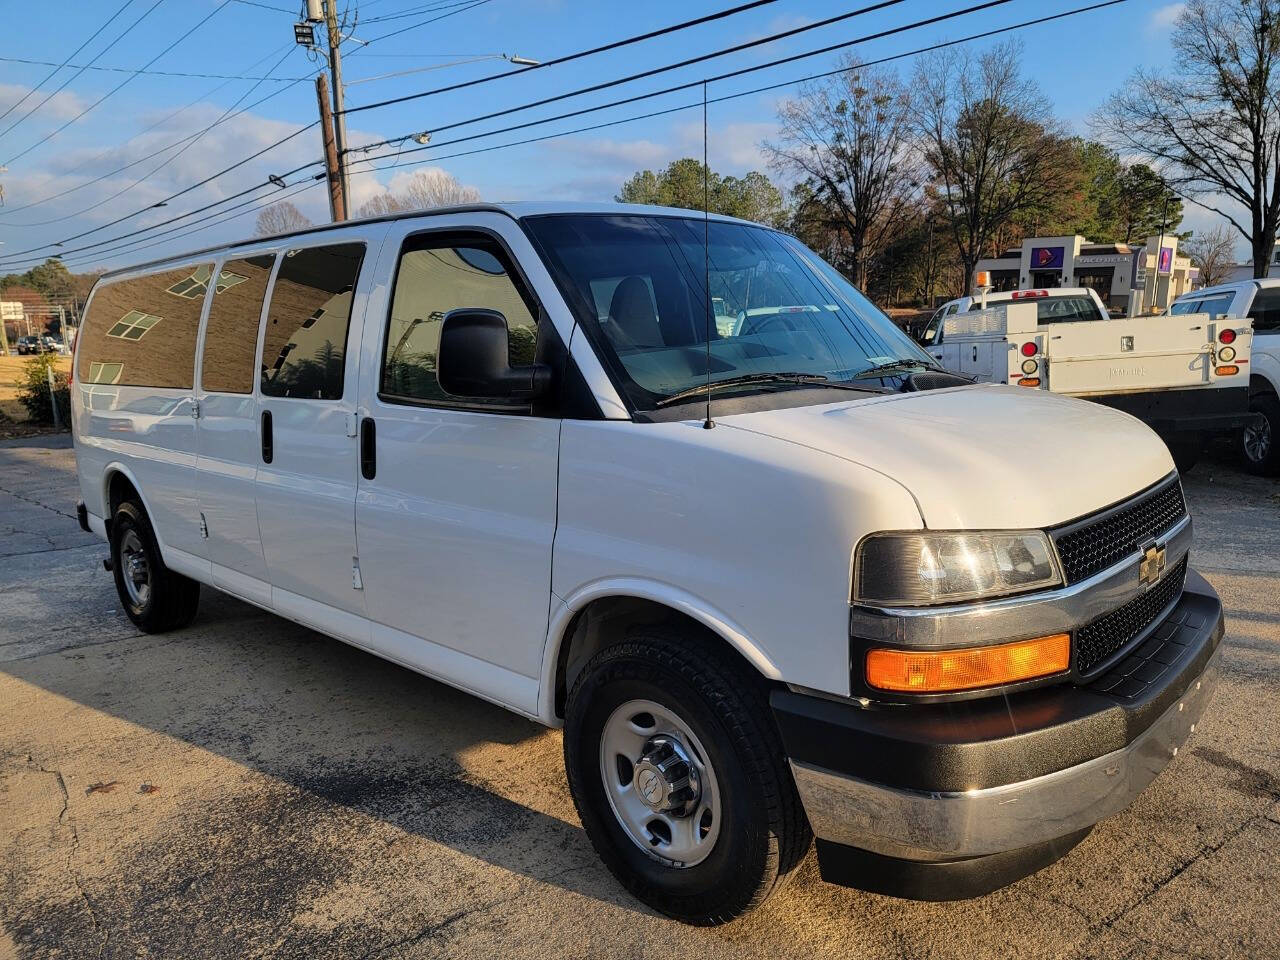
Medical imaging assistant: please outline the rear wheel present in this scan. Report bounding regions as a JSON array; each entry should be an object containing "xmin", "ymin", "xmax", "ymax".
[
  {"xmin": 563, "ymin": 627, "xmax": 810, "ymax": 925},
  {"xmin": 110, "ymin": 500, "xmax": 200, "ymax": 632},
  {"xmin": 1241, "ymin": 393, "xmax": 1279, "ymax": 476}
]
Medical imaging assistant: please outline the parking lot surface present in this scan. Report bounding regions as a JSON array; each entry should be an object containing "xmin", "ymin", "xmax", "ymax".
[{"xmin": 1, "ymin": 433, "xmax": 1278, "ymax": 959}]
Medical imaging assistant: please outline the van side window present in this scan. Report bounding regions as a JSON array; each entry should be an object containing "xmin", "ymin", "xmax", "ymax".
[
  {"xmin": 1248, "ymin": 287, "xmax": 1280, "ymax": 334},
  {"xmin": 380, "ymin": 234, "xmax": 538, "ymax": 405},
  {"xmin": 260, "ymin": 243, "xmax": 365, "ymax": 399},
  {"xmin": 76, "ymin": 263, "xmax": 213, "ymax": 387},
  {"xmin": 201, "ymin": 254, "xmax": 275, "ymax": 394}
]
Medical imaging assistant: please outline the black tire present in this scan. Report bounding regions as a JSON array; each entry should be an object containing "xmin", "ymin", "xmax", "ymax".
[
  {"xmin": 1168, "ymin": 441, "xmax": 1200, "ymax": 475},
  {"xmin": 1241, "ymin": 393, "xmax": 1280, "ymax": 476},
  {"xmin": 110, "ymin": 499, "xmax": 200, "ymax": 632},
  {"xmin": 563, "ymin": 627, "xmax": 811, "ymax": 925}
]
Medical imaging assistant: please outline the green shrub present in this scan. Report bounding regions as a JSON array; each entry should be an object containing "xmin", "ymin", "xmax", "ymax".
[{"xmin": 18, "ymin": 354, "xmax": 71, "ymax": 425}]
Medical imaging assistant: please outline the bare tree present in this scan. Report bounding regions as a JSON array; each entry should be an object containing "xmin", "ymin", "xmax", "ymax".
[
  {"xmin": 359, "ymin": 168, "xmax": 481, "ymax": 218},
  {"xmin": 766, "ymin": 57, "xmax": 918, "ymax": 290},
  {"xmin": 254, "ymin": 201, "xmax": 312, "ymax": 237},
  {"xmin": 1095, "ymin": 0, "xmax": 1280, "ymax": 277},
  {"xmin": 1184, "ymin": 224, "xmax": 1239, "ymax": 287},
  {"xmin": 914, "ymin": 41, "xmax": 1075, "ymax": 294}
]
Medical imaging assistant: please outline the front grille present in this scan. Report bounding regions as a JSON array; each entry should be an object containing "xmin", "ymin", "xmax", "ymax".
[
  {"xmin": 1075, "ymin": 556, "xmax": 1188, "ymax": 676},
  {"xmin": 1053, "ymin": 478, "xmax": 1187, "ymax": 584}
]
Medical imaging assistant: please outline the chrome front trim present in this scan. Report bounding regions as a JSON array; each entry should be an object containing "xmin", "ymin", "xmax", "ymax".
[
  {"xmin": 849, "ymin": 514, "xmax": 1192, "ymax": 649},
  {"xmin": 791, "ymin": 641, "xmax": 1220, "ymax": 861}
]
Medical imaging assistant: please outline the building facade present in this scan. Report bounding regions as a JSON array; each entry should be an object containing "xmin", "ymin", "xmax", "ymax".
[{"xmin": 976, "ymin": 234, "xmax": 1195, "ymax": 315}]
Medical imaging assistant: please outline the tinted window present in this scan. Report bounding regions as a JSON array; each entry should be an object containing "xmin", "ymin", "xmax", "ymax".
[
  {"xmin": 381, "ymin": 235, "xmax": 537, "ymax": 405},
  {"xmin": 1035, "ymin": 296, "xmax": 1104, "ymax": 324},
  {"xmin": 201, "ymin": 254, "xmax": 275, "ymax": 394},
  {"xmin": 260, "ymin": 243, "xmax": 365, "ymax": 399},
  {"xmin": 1248, "ymin": 287, "xmax": 1280, "ymax": 333},
  {"xmin": 77, "ymin": 263, "xmax": 213, "ymax": 387}
]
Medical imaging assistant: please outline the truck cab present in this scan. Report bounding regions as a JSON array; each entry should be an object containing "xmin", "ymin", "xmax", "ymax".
[{"xmin": 1168, "ymin": 279, "xmax": 1280, "ymax": 474}]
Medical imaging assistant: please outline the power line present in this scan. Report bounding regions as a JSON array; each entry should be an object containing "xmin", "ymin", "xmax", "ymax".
[
  {"xmin": 43, "ymin": 0, "xmax": 1130, "ymax": 272},
  {"xmin": 0, "ymin": 0, "xmax": 138, "ymax": 127},
  {"xmin": 0, "ymin": 0, "xmax": 162, "ymax": 144},
  {"xmin": 0, "ymin": 54, "xmax": 307, "ymax": 83},
  {"xmin": 359, "ymin": 0, "xmax": 491, "ymax": 25},
  {"xmin": 229, "ymin": 0, "xmax": 297, "ymax": 12},
  {"xmin": 8, "ymin": 46, "xmax": 303, "ymax": 229},
  {"xmin": 358, "ymin": 0, "xmax": 498, "ymax": 44},
  {"xmin": 2, "ymin": 1, "xmax": 236, "ymax": 167},
  {"xmin": 0, "ymin": 43, "xmax": 307, "ymax": 219},
  {"xmin": 338, "ymin": 0, "xmax": 785, "ymax": 117},
  {"xmin": 0, "ymin": 0, "xmax": 783, "ymax": 261}
]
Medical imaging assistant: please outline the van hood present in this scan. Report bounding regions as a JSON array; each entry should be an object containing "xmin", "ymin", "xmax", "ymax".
[{"xmin": 719, "ymin": 385, "xmax": 1174, "ymax": 529}]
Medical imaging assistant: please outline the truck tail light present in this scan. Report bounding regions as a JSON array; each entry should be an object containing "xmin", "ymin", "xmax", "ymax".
[
  {"xmin": 1017, "ymin": 377, "xmax": 1041, "ymax": 387},
  {"xmin": 1218, "ymin": 328, "xmax": 1236, "ymax": 344},
  {"xmin": 865, "ymin": 634, "xmax": 1070, "ymax": 693},
  {"xmin": 1217, "ymin": 345, "xmax": 1236, "ymax": 362},
  {"xmin": 1020, "ymin": 341, "xmax": 1038, "ymax": 357},
  {"xmin": 1215, "ymin": 364, "xmax": 1239, "ymax": 376}
]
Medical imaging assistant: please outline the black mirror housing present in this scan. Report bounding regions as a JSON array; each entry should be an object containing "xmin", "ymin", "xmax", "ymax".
[{"xmin": 437, "ymin": 308, "xmax": 552, "ymax": 402}]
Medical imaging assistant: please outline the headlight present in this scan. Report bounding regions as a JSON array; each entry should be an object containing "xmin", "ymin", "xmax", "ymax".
[{"xmin": 854, "ymin": 531, "xmax": 1062, "ymax": 606}]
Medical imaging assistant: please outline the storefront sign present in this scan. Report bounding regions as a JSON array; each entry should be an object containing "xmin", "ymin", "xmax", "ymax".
[
  {"xmin": 1158, "ymin": 247, "xmax": 1173, "ymax": 273},
  {"xmin": 1031, "ymin": 246, "xmax": 1065, "ymax": 269}
]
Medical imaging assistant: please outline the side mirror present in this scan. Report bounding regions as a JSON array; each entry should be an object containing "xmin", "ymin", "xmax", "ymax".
[{"xmin": 436, "ymin": 308, "xmax": 551, "ymax": 402}]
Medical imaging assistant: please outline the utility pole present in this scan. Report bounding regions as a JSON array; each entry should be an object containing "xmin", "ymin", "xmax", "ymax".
[
  {"xmin": 316, "ymin": 74, "xmax": 347, "ymax": 221},
  {"xmin": 322, "ymin": 0, "xmax": 352, "ymax": 215}
]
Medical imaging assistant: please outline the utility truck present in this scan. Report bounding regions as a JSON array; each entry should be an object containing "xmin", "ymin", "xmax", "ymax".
[{"xmin": 921, "ymin": 288, "xmax": 1253, "ymax": 470}]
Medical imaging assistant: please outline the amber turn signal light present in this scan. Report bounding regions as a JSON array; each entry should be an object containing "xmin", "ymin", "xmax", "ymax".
[
  {"xmin": 865, "ymin": 634, "xmax": 1071, "ymax": 693},
  {"xmin": 1215, "ymin": 365, "xmax": 1239, "ymax": 376},
  {"xmin": 1017, "ymin": 377, "xmax": 1041, "ymax": 387}
]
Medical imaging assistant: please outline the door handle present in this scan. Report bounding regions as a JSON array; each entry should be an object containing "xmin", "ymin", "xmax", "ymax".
[
  {"xmin": 360, "ymin": 417, "xmax": 376, "ymax": 480},
  {"xmin": 261, "ymin": 410, "xmax": 273, "ymax": 464}
]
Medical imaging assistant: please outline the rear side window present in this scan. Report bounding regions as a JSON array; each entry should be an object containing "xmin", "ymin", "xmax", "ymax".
[
  {"xmin": 380, "ymin": 234, "xmax": 538, "ymax": 406},
  {"xmin": 1035, "ymin": 296, "xmax": 1104, "ymax": 324},
  {"xmin": 77, "ymin": 263, "xmax": 213, "ymax": 387},
  {"xmin": 260, "ymin": 243, "xmax": 365, "ymax": 399},
  {"xmin": 201, "ymin": 254, "xmax": 276, "ymax": 394},
  {"xmin": 1248, "ymin": 287, "xmax": 1280, "ymax": 333}
]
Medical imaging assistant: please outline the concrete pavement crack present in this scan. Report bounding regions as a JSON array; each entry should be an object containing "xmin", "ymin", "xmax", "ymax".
[
  {"xmin": 37, "ymin": 763, "xmax": 108, "ymax": 959},
  {"xmin": 0, "ymin": 482, "xmax": 78, "ymax": 521}
]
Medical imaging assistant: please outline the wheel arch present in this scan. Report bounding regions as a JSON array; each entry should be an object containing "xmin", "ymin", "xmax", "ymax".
[
  {"xmin": 539, "ymin": 580, "xmax": 782, "ymax": 725},
  {"xmin": 101, "ymin": 462, "xmax": 163, "ymax": 547}
]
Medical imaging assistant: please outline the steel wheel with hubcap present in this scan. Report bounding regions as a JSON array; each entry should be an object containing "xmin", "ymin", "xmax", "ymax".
[
  {"xmin": 109, "ymin": 499, "xmax": 201, "ymax": 633},
  {"xmin": 1241, "ymin": 394, "xmax": 1280, "ymax": 476},
  {"xmin": 599, "ymin": 699, "xmax": 721, "ymax": 867}
]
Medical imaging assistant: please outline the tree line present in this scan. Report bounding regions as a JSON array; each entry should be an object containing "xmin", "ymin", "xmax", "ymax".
[{"xmin": 622, "ymin": 2, "xmax": 1280, "ymax": 304}]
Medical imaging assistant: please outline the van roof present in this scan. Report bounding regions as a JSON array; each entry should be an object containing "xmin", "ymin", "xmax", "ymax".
[
  {"xmin": 96, "ymin": 201, "xmax": 767, "ymax": 280},
  {"xmin": 1174, "ymin": 277, "xmax": 1280, "ymax": 301}
]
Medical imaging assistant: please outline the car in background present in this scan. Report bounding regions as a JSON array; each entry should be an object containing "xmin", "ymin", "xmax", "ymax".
[
  {"xmin": 15, "ymin": 336, "xmax": 45, "ymax": 355},
  {"xmin": 918, "ymin": 288, "xmax": 1109, "ymax": 344},
  {"xmin": 1168, "ymin": 279, "xmax": 1279, "ymax": 475}
]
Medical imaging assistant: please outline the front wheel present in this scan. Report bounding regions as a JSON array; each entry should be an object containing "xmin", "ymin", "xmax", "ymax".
[
  {"xmin": 1241, "ymin": 394, "xmax": 1280, "ymax": 476},
  {"xmin": 563, "ymin": 629, "xmax": 810, "ymax": 925}
]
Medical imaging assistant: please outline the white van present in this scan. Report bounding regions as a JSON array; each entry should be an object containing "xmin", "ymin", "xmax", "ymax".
[
  {"xmin": 1168, "ymin": 279, "xmax": 1280, "ymax": 474},
  {"xmin": 71, "ymin": 203, "xmax": 1223, "ymax": 923}
]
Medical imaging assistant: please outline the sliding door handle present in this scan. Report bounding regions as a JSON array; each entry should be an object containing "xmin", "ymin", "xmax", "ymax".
[
  {"xmin": 261, "ymin": 409, "xmax": 273, "ymax": 464},
  {"xmin": 360, "ymin": 416, "xmax": 376, "ymax": 480}
]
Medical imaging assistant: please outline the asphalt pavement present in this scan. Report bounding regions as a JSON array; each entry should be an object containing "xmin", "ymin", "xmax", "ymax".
[{"xmin": 1, "ymin": 433, "xmax": 1278, "ymax": 959}]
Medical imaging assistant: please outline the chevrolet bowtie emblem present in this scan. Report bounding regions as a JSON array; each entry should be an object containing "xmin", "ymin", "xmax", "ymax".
[{"xmin": 1139, "ymin": 541, "xmax": 1166, "ymax": 587}]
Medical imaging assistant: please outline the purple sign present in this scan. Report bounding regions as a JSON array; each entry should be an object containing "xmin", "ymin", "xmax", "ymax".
[
  {"xmin": 1030, "ymin": 246, "xmax": 1065, "ymax": 269},
  {"xmin": 1158, "ymin": 247, "xmax": 1173, "ymax": 273}
]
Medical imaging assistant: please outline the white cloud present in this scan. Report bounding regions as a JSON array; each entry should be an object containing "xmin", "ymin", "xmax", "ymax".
[
  {"xmin": 1149, "ymin": 3, "xmax": 1186, "ymax": 30},
  {"xmin": 0, "ymin": 83, "xmax": 88, "ymax": 124}
]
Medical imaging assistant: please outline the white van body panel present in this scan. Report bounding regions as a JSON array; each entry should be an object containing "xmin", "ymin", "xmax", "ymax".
[
  {"xmin": 721, "ymin": 385, "xmax": 1173, "ymax": 530},
  {"xmin": 549, "ymin": 416, "xmax": 923, "ymax": 698},
  {"xmin": 1171, "ymin": 279, "xmax": 1280, "ymax": 396}
]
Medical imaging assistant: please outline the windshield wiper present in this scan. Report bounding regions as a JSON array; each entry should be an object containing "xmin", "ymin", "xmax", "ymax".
[
  {"xmin": 656, "ymin": 372, "xmax": 835, "ymax": 407},
  {"xmin": 850, "ymin": 359, "xmax": 941, "ymax": 380}
]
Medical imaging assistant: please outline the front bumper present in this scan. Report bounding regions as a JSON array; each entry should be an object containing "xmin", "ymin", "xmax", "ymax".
[{"xmin": 773, "ymin": 569, "xmax": 1224, "ymax": 895}]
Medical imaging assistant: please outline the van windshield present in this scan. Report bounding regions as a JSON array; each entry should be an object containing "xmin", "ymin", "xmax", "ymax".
[{"xmin": 523, "ymin": 214, "xmax": 935, "ymax": 411}]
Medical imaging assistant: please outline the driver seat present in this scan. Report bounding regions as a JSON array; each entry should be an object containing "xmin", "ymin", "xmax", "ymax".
[{"xmin": 607, "ymin": 276, "xmax": 663, "ymax": 349}]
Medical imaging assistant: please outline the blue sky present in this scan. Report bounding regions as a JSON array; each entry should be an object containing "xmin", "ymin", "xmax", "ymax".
[{"xmin": 0, "ymin": 0, "xmax": 1196, "ymax": 274}]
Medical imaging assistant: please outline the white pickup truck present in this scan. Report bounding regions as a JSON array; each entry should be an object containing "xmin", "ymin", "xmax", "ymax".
[
  {"xmin": 920, "ymin": 288, "xmax": 1254, "ymax": 470},
  {"xmin": 1168, "ymin": 279, "xmax": 1279, "ymax": 474}
]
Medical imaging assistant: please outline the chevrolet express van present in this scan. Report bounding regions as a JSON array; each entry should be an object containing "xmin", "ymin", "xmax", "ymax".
[{"xmin": 71, "ymin": 203, "xmax": 1223, "ymax": 924}]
